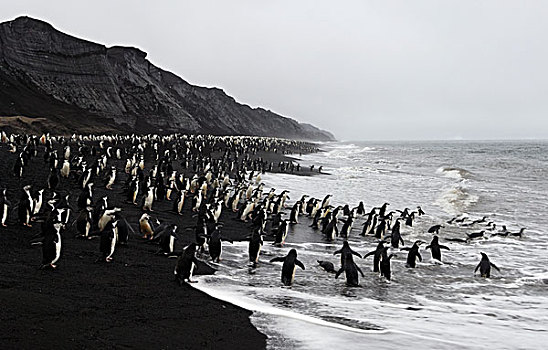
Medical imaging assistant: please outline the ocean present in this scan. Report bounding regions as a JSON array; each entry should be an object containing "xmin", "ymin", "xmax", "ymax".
[{"xmin": 194, "ymin": 140, "xmax": 548, "ymax": 349}]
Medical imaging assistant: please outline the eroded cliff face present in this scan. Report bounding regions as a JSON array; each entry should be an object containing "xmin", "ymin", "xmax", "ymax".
[{"xmin": 0, "ymin": 16, "xmax": 335, "ymax": 140}]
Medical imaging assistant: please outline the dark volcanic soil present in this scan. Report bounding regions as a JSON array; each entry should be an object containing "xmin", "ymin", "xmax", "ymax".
[{"xmin": 0, "ymin": 137, "xmax": 318, "ymax": 349}]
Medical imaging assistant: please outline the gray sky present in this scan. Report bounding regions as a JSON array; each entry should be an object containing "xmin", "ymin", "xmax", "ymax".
[{"xmin": 3, "ymin": 1, "xmax": 548, "ymax": 140}]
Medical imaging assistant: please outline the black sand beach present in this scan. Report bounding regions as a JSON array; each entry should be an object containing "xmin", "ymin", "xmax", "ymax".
[{"xmin": 0, "ymin": 134, "xmax": 319, "ymax": 349}]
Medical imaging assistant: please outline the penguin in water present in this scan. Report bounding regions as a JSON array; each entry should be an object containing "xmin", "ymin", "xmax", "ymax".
[
  {"xmin": 317, "ymin": 260, "xmax": 336, "ymax": 273},
  {"xmin": 333, "ymin": 241, "xmax": 362, "ymax": 267},
  {"xmin": 379, "ymin": 247, "xmax": 396, "ymax": 281},
  {"xmin": 428, "ymin": 224, "xmax": 444, "ymax": 234},
  {"xmin": 474, "ymin": 252, "xmax": 500, "ymax": 278},
  {"xmin": 401, "ymin": 240, "xmax": 424, "ymax": 268},
  {"xmin": 174, "ymin": 243, "xmax": 200, "ymax": 284},
  {"xmin": 335, "ymin": 253, "xmax": 365, "ymax": 287},
  {"xmin": 389, "ymin": 219, "xmax": 404, "ymax": 248},
  {"xmin": 249, "ymin": 228, "xmax": 264, "ymax": 267},
  {"xmin": 424, "ymin": 235, "xmax": 450, "ymax": 262},
  {"xmin": 0, "ymin": 189, "xmax": 11, "ymax": 227},
  {"xmin": 270, "ymin": 248, "xmax": 306, "ymax": 286},
  {"xmin": 363, "ymin": 241, "xmax": 386, "ymax": 272},
  {"xmin": 40, "ymin": 221, "xmax": 64, "ymax": 269}
]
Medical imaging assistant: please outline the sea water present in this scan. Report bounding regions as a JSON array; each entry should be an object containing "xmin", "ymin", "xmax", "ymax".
[{"xmin": 194, "ymin": 141, "xmax": 548, "ymax": 349}]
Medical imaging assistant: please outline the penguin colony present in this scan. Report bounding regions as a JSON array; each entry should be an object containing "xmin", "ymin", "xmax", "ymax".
[{"xmin": 1, "ymin": 131, "xmax": 522, "ymax": 288}]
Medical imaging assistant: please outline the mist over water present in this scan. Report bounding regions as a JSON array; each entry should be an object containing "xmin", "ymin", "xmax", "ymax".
[{"xmin": 194, "ymin": 141, "xmax": 548, "ymax": 349}]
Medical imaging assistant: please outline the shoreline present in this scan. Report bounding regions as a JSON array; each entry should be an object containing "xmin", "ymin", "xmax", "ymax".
[{"xmin": 0, "ymin": 134, "xmax": 323, "ymax": 349}]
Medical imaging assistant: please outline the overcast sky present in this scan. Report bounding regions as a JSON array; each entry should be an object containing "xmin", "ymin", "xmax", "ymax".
[{"xmin": 3, "ymin": 1, "xmax": 548, "ymax": 140}]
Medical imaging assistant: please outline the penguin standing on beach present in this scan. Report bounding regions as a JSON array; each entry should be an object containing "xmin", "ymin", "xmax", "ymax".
[
  {"xmin": 41, "ymin": 222, "xmax": 63, "ymax": 269},
  {"xmin": 273, "ymin": 219, "xmax": 289, "ymax": 246},
  {"xmin": 174, "ymin": 243, "xmax": 200, "ymax": 284},
  {"xmin": 270, "ymin": 248, "xmax": 306, "ymax": 286},
  {"xmin": 0, "ymin": 189, "xmax": 11, "ymax": 226},
  {"xmin": 18, "ymin": 185, "xmax": 34, "ymax": 227},
  {"xmin": 249, "ymin": 228, "xmax": 264, "ymax": 267},
  {"xmin": 75, "ymin": 207, "xmax": 93, "ymax": 238},
  {"xmin": 99, "ymin": 221, "xmax": 117, "ymax": 262}
]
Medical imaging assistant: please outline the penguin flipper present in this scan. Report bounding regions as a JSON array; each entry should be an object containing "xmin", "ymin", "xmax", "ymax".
[
  {"xmin": 474, "ymin": 263, "xmax": 481, "ymax": 273},
  {"xmin": 333, "ymin": 249, "xmax": 342, "ymax": 256},
  {"xmin": 490, "ymin": 263, "xmax": 501, "ymax": 272},
  {"xmin": 269, "ymin": 256, "xmax": 285, "ymax": 263},
  {"xmin": 351, "ymin": 250, "xmax": 362, "ymax": 259},
  {"xmin": 363, "ymin": 251, "xmax": 375, "ymax": 259},
  {"xmin": 335, "ymin": 267, "xmax": 344, "ymax": 279},
  {"xmin": 417, "ymin": 253, "xmax": 422, "ymax": 262},
  {"xmin": 440, "ymin": 245, "xmax": 450, "ymax": 250},
  {"xmin": 296, "ymin": 259, "xmax": 305, "ymax": 270},
  {"xmin": 425, "ymin": 245, "xmax": 431, "ymax": 250},
  {"xmin": 356, "ymin": 265, "xmax": 365, "ymax": 277}
]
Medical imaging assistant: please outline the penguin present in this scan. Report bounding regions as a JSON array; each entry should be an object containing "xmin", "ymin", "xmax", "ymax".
[
  {"xmin": 363, "ymin": 241, "xmax": 386, "ymax": 272},
  {"xmin": 191, "ymin": 191, "xmax": 202, "ymax": 212},
  {"xmin": 60, "ymin": 160, "xmax": 70, "ymax": 178},
  {"xmin": 249, "ymin": 228, "xmax": 264, "ymax": 267},
  {"xmin": 335, "ymin": 254, "xmax": 365, "ymax": 287},
  {"xmin": 208, "ymin": 224, "xmax": 230, "ymax": 263},
  {"xmin": 32, "ymin": 189, "xmax": 45, "ymax": 217},
  {"xmin": 77, "ymin": 183, "xmax": 94, "ymax": 209},
  {"xmin": 417, "ymin": 206, "xmax": 425, "ymax": 216},
  {"xmin": 321, "ymin": 194, "xmax": 332, "ymax": 209},
  {"xmin": 317, "ymin": 260, "xmax": 336, "ymax": 273},
  {"xmin": 139, "ymin": 213, "xmax": 154, "ymax": 239},
  {"xmin": 270, "ymin": 248, "xmax": 306, "ymax": 286},
  {"xmin": 424, "ymin": 235, "xmax": 450, "ymax": 261},
  {"xmin": 155, "ymin": 224, "xmax": 178, "ymax": 256},
  {"xmin": 18, "ymin": 185, "xmax": 34, "ymax": 227},
  {"xmin": 98, "ymin": 208, "xmax": 121, "ymax": 232},
  {"xmin": 333, "ymin": 241, "xmax": 362, "ymax": 267},
  {"xmin": 105, "ymin": 166, "xmax": 116, "ymax": 189},
  {"xmin": 289, "ymin": 201, "xmax": 300, "ymax": 224},
  {"xmin": 401, "ymin": 240, "xmax": 424, "ymax": 268},
  {"xmin": 99, "ymin": 221, "xmax": 117, "ymax": 262},
  {"xmin": 47, "ymin": 167, "xmax": 59, "ymax": 190},
  {"xmin": 172, "ymin": 189, "xmax": 186, "ymax": 215},
  {"xmin": 41, "ymin": 222, "xmax": 63, "ymax": 269},
  {"xmin": 339, "ymin": 216, "xmax": 354, "ymax": 239},
  {"xmin": 273, "ymin": 219, "xmax": 290, "ymax": 246},
  {"xmin": 113, "ymin": 214, "xmax": 130, "ymax": 246},
  {"xmin": 142, "ymin": 186, "xmax": 155, "ymax": 211},
  {"xmin": 379, "ymin": 247, "xmax": 395, "ymax": 281},
  {"xmin": 0, "ymin": 189, "xmax": 11, "ymax": 226},
  {"xmin": 322, "ymin": 215, "xmax": 339, "ymax": 241},
  {"xmin": 467, "ymin": 230, "xmax": 485, "ymax": 240},
  {"xmin": 427, "ymin": 224, "xmax": 444, "ymax": 234},
  {"xmin": 389, "ymin": 219, "xmax": 404, "ymax": 248},
  {"xmin": 174, "ymin": 243, "xmax": 200, "ymax": 284},
  {"xmin": 474, "ymin": 252, "xmax": 500, "ymax": 278},
  {"xmin": 75, "ymin": 207, "xmax": 93, "ymax": 238},
  {"xmin": 356, "ymin": 201, "xmax": 366, "ymax": 215}
]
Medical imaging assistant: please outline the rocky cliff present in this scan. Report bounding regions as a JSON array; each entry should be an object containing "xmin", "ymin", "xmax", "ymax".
[{"xmin": 0, "ymin": 16, "xmax": 335, "ymax": 140}]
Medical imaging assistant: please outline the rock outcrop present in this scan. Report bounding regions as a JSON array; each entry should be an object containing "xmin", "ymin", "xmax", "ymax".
[{"xmin": 0, "ymin": 16, "xmax": 335, "ymax": 140}]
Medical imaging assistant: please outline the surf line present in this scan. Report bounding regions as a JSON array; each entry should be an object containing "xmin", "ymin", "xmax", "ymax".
[{"xmin": 191, "ymin": 278, "xmax": 482, "ymax": 348}]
